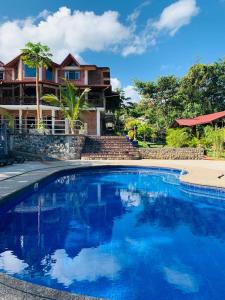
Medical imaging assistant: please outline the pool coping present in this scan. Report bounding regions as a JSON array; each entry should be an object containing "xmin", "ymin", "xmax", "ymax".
[{"xmin": 1, "ymin": 159, "xmax": 225, "ymax": 299}]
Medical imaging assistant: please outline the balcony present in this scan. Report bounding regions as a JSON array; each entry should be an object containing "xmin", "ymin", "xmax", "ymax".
[
  {"xmin": 88, "ymin": 98, "xmax": 104, "ymax": 108},
  {"xmin": 88, "ymin": 70, "xmax": 103, "ymax": 85}
]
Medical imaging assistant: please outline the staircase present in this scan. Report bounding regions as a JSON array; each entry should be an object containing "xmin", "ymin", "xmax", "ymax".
[{"xmin": 81, "ymin": 136, "xmax": 140, "ymax": 160}]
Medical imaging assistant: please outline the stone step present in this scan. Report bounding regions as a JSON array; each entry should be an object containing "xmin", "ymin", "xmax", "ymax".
[
  {"xmin": 82, "ymin": 149, "xmax": 137, "ymax": 155},
  {"xmin": 81, "ymin": 136, "xmax": 140, "ymax": 160},
  {"xmin": 81, "ymin": 156, "xmax": 139, "ymax": 160}
]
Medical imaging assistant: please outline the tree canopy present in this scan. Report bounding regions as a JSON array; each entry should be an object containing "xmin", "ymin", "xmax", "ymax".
[{"xmin": 131, "ymin": 58, "xmax": 225, "ymax": 131}]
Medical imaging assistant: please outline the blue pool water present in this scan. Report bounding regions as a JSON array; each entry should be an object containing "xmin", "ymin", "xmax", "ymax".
[{"xmin": 0, "ymin": 167, "xmax": 225, "ymax": 300}]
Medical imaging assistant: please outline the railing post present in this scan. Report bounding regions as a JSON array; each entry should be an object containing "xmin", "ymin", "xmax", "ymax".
[
  {"xmin": 19, "ymin": 108, "xmax": 23, "ymax": 134},
  {"xmin": 51, "ymin": 110, "xmax": 55, "ymax": 135},
  {"xmin": 96, "ymin": 109, "xmax": 101, "ymax": 136},
  {"xmin": 65, "ymin": 119, "xmax": 69, "ymax": 134}
]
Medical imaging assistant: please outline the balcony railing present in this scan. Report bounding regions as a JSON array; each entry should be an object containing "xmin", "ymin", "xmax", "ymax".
[
  {"xmin": 2, "ymin": 119, "xmax": 87, "ymax": 135},
  {"xmin": 0, "ymin": 97, "xmax": 104, "ymax": 108}
]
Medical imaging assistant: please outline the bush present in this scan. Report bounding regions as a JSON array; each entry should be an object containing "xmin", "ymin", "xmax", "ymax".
[
  {"xmin": 200, "ymin": 126, "xmax": 215, "ymax": 149},
  {"xmin": 188, "ymin": 137, "xmax": 200, "ymax": 148},
  {"xmin": 201, "ymin": 126, "xmax": 225, "ymax": 157},
  {"xmin": 166, "ymin": 128, "xmax": 191, "ymax": 148},
  {"xmin": 128, "ymin": 130, "xmax": 135, "ymax": 140},
  {"xmin": 137, "ymin": 123, "xmax": 154, "ymax": 141},
  {"xmin": 124, "ymin": 118, "xmax": 141, "ymax": 131},
  {"xmin": 212, "ymin": 128, "xmax": 225, "ymax": 157}
]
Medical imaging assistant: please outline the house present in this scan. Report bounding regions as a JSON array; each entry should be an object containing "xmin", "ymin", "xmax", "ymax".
[{"xmin": 0, "ymin": 53, "xmax": 118, "ymax": 136}]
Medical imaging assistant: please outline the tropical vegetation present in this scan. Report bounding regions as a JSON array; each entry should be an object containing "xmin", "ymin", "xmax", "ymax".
[
  {"xmin": 21, "ymin": 42, "xmax": 53, "ymax": 127},
  {"xmin": 113, "ymin": 58, "xmax": 225, "ymax": 157},
  {"xmin": 42, "ymin": 80, "xmax": 90, "ymax": 134}
]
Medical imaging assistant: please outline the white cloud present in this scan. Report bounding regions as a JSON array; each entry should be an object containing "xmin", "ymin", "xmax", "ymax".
[
  {"xmin": 111, "ymin": 77, "xmax": 122, "ymax": 91},
  {"xmin": 45, "ymin": 248, "xmax": 121, "ymax": 286},
  {"xmin": 124, "ymin": 85, "xmax": 141, "ymax": 103},
  {"xmin": 111, "ymin": 78, "xmax": 141, "ymax": 102},
  {"xmin": 0, "ymin": 7, "xmax": 130, "ymax": 62},
  {"xmin": 163, "ymin": 266, "xmax": 199, "ymax": 293},
  {"xmin": 154, "ymin": 0, "xmax": 199, "ymax": 36},
  {"xmin": 0, "ymin": 251, "xmax": 28, "ymax": 274},
  {"xmin": 0, "ymin": 2, "xmax": 200, "ymax": 62}
]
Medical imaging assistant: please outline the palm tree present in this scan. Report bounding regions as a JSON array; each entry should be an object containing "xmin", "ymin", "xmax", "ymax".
[
  {"xmin": 42, "ymin": 80, "xmax": 91, "ymax": 134},
  {"xmin": 21, "ymin": 42, "xmax": 52, "ymax": 127}
]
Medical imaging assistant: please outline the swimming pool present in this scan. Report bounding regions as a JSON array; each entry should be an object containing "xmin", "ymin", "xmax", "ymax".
[{"xmin": 0, "ymin": 166, "xmax": 225, "ymax": 300}]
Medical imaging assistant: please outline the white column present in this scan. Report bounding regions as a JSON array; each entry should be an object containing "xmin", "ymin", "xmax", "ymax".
[
  {"xmin": 19, "ymin": 59, "xmax": 23, "ymax": 80},
  {"xmin": 39, "ymin": 68, "xmax": 42, "ymax": 81},
  {"xmin": 12, "ymin": 69, "xmax": 15, "ymax": 80},
  {"xmin": 19, "ymin": 108, "xmax": 23, "ymax": 134},
  {"xmin": 55, "ymin": 69, "xmax": 58, "ymax": 83},
  {"xmin": 65, "ymin": 118, "xmax": 69, "ymax": 134},
  {"xmin": 96, "ymin": 109, "xmax": 101, "ymax": 136},
  {"xmin": 51, "ymin": 109, "xmax": 55, "ymax": 135},
  {"xmin": 84, "ymin": 70, "xmax": 88, "ymax": 85}
]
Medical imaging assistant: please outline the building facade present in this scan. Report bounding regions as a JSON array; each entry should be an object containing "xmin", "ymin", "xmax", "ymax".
[{"xmin": 0, "ymin": 53, "xmax": 116, "ymax": 136}]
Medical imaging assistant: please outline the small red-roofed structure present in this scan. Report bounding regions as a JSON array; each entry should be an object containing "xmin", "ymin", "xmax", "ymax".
[{"xmin": 175, "ymin": 111, "xmax": 225, "ymax": 127}]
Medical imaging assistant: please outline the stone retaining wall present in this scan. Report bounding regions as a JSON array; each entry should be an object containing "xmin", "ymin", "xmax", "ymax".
[
  {"xmin": 140, "ymin": 147, "xmax": 204, "ymax": 160},
  {"xmin": 10, "ymin": 134, "xmax": 86, "ymax": 160}
]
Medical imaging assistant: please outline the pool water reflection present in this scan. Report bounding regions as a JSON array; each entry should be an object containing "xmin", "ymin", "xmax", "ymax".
[{"xmin": 0, "ymin": 167, "xmax": 225, "ymax": 300}]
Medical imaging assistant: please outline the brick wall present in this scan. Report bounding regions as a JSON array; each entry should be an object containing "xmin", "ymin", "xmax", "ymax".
[{"xmin": 79, "ymin": 111, "xmax": 97, "ymax": 135}]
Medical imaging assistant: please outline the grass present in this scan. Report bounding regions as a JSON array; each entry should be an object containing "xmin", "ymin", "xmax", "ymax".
[{"xmin": 138, "ymin": 141, "xmax": 165, "ymax": 148}]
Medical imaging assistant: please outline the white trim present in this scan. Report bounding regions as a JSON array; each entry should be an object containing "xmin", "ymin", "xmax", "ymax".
[
  {"xmin": 19, "ymin": 59, "xmax": 23, "ymax": 80},
  {"xmin": 96, "ymin": 109, "xmax": 101, "ymax": 136},
  {"xmin": 19, "ymin": 109, "xmax": 23, "ymax": 133},
  {"xmin": 84, "ymin": 70, "xmax": 88, "ymax": 85},
  {"xmin": 39, "ymin": 68, "xmax": 42, "ymax": 80},
  {"xmin": 62, "ymin": 66, "xmax": 79, "ymax": 70},
  {"xmin": 51, "ymin": 109, "xmax": 55, "ymax": 134},
  {"xmin": 0, "ymin": 105, "xmax": 61, "ymax": 111},
  {"xmin": 55, "ymin": 69, "xmax": 58, "ymax": 83}
]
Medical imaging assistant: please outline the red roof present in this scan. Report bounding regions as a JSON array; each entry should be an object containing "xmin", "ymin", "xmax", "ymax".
[{"xmin": 176, "ymin": 111, "xmax": 225, "ymax": 127}]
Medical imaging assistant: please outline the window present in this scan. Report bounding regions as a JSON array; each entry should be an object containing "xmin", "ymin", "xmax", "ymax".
[
  {"xmin": 24, "ymin": 65, "xmax": 36, "ymax": 77},
  {"xmin": 0, "ymin": 71, "xmax": 4, "ymax": 80},
  {"xmin": 65, "ymin": 70, "xmax": 80, "ymax": 80},
  {"xmin": 46, "ymin": 67, "xmax": 53, "ymax": 81}
]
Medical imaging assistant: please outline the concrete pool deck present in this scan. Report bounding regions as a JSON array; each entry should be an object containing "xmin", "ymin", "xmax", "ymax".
[
  {"xmin": 1, "ymin": 160, "xmax": 225, "ymax": 202},
  {"xmin": 1, "ymin": 158, "xmax": 225, "ymax": 299}
]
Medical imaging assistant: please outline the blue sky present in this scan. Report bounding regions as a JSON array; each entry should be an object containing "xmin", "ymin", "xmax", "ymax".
[{"xmin": 0, "ymin": 0, "xmax": 225, "ymax": 100}]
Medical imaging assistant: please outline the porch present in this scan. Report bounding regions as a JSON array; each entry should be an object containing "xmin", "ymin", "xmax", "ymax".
[{"xmin": 0, "ymin": 105, "xmax": 103, "ymax": 136}]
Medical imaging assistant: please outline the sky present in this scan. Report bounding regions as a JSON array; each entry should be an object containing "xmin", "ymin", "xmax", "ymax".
[{"xmin": 0, "ymin": 0, "xmax": 225, "ymax": 101}]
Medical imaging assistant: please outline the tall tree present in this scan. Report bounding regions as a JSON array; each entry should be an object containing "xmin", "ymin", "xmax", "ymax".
[
  {"xmin": 178, "ymin": 60, "xmax": 225, "ymax": 117},
  {"xmin": 42, "ymin": 80, "xmax": 90, "ymax": 134},
  {"xmin": 21, "ymin": 42, "xmax": 52, "ymax": 126},
  {"xmin": 134, "ymin": 76, "xmax": 180, "ymax": 128}
]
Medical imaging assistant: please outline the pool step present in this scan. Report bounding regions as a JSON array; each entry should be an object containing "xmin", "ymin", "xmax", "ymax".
[{"xmin": 81, "ymin": 136, "xmax": 140, "ymax": 160}]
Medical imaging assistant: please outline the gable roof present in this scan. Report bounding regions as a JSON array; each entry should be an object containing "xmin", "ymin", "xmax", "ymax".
[
  {"xmin": 4, "ymin": 54, "xmax": 60, "ymax": 68},
  {"xmin": 0, "ymin": 61, "xmax": 4, "ymax": 67},
  {"xmin": 176, "ymin": 111, "xmax": 225, "ymax": 127},
  {"xmin": 60, "ymin": 53, "xmax": 80, "ymax": 67}
]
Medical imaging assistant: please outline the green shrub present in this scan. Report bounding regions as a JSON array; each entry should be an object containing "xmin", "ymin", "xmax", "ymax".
[
  {"xmin": 200, "ymin": 126, "xmax": 225, "ymax": 157},
  {"xmin": 212, "ymin": 128, "xmax": 225, "ymax": 157},
  {"xmin": 166, "ymin": 128, "xmax": 190, "ymax": 148},
  {"xmin": 124, "ymin": 119, "xmax": 141, "ymax": 131},
  {"xmin": 200, "ymin": 126, "xmax": 215, "ymax": 149},
  {"xmin": 188, "ymin": 137, "xmax": 200, "ymax": 148},
  {"xmin": 137, "ymin": 123, "xmax": 154, "ymax": 141},
  {"xmin": 128, "ymin": 130, "xmax": 135, "ymax": 140}
]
